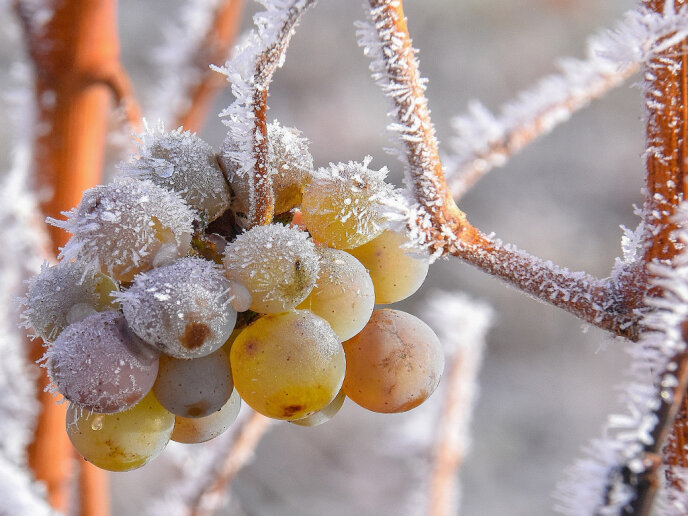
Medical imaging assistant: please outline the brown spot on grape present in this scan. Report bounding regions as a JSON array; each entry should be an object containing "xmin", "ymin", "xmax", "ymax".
[
  {"xmin": 244, "ymin": 339, "xmax": 259, "ymax": 355},
  {"xmin": 186, "ymin": 401, "xmax": 210, "ymax": 418},
  {"xmin": 180, "ymin": 323, "xmax": 210, "ymax": 350},
  {"xmin": 282, "ymin": 404, "xmax": 304, "ymax": 417}
]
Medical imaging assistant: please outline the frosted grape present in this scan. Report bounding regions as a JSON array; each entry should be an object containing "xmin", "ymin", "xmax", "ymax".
[
  {"xmin": 230, "ymin": 311, "xmax": 345, "ymax": 420},
  {"xmin": 348, "ymin": 230, "xmax": 429, "ymax": 304},
  {"xmin": 66, "ymin": 392, "xmax": 174, "ymax": 472},
  {"xmin": 123, "ymin": 125, "xmax": 231, "ymax": 222},
  {"xmin": 297, "ymin": 248, "xmax": 374, "ymax": 341},
  {"xmin": 50, "ymin": 177, "xmax": 195, "ymax": 282},
  {"xmin": 22, "ymin": 260, "xmax": 118, "ymax": 342},
  {"xmin": 290, "ymin": 388, "xmax": 345, "ymax": 427},
  {"xmin": 223, "ymin": 224, "xmax": 319, "ymax": 313},
  {"xmin": 342, "ymin": 309, "xmax": 444, "ymax": 413},
  {"xmin": 221, "ymin": 120, "xmax": 312, "ymax": 215},
  {"xmin": 153, "ymin": 349, "xmax": 233, "ymax": 418},
  {"xmin": 171, "ymin": 389, "xmax": 241, "ymax": 444},
  {"xmin": 119, "ymin": 257, "xmax": 237, "ymax": 359},
  {"xmin": 300, "ymin": 157, "xmax": 392, "ymax": 249},
  {"xmin": 45, "ymin": 311, "xmax": 159, "ymax": 414}
]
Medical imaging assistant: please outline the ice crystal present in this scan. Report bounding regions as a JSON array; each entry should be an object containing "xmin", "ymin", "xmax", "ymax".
[
  {"xmin": 50, "ymin": 176, "xmax": 195, "ymax": 282},
  {"xmin": 118, "ymin": 257, "xmax": 236, "ymax": 359},
  {"xmin": 122, "ymin": 121, "xmax": 231, "ymax": 222}
]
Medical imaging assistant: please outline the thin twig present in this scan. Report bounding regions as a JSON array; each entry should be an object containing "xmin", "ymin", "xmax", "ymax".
[{"xmin": 188, "ymin": 411, "xmax": 272, "ymax": 516}]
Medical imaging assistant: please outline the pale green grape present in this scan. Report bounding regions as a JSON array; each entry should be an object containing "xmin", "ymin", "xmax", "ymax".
[
  {"xmin": 171, "ymin": 389, "xmax": 241, "ymax": 444},
  {"xmin": 66, "ymin": 392, "xmax": 174, "ymax": 472},
  {"xmin": 230, "ymin": 311, "xmax": 345, "ymax": 420},
  {"xmin": 289, "ymin": 388, "xmax": 345, "ymax": 427},
  {"xmin": 300, "ymin": 158, "xmax": 392, "ymax": 249},
  {"xmin": 342, "ymin": 309, "xmax": 444, "ymax": 413},
  {"xmin": 223, "ymin": 225, "xmax": 319, "ymax": 313},
  {"xmin": 297, "ymin": 248, "xmax": 374, "ymax": 341},
  {"xmin": 348, "ymin": 230, "xmax": 429, "ymax": 304},
  {"xmin": 153, "ymin": 349, "xmax": 233, "ymax": 418}
]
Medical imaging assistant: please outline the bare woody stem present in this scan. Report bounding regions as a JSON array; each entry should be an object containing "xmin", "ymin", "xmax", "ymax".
[
  {"xmin": 367, "ymin": 0, "xmax": 642, "ymax": 339},
  {"xmin": 176, "ymin": 0, "xmax": 245, "ymax": 132},
  {"xmin": 15, "ymin": 0, "xmax": 139, "ymax": 512}
]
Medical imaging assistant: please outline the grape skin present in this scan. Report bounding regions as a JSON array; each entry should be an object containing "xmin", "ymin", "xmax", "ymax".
[
  {"xmin": 230, "ymin": 311, "xmax": 345, "ymax": 420},
  {"xmin": 66, "ymin": 392, "xmax": 174, "ymax": 472},
  {"xmin": 289, "ymin": 389, "xmax": 345, "ymax": 427},
  {"xmin": 297, "ymin": 248, "xmax": 374, "ymax": 341},
  {"xmin": 171, "ymin": 389, "xmax": 241, "ymax": 444},
  {"xmin": 153, "ymin": 349, "xmax": 233, "ymax": 418},
  {"xmin": 46, "ymin": 311, "xmax": 159, "ymax": 414},
  {"xmin": 348, "ymin": 230, "xmax": 429, "ymax": 304},
  {"xmin": 342, "ymin": 309, "xmax": 444, "ymax": 413}
]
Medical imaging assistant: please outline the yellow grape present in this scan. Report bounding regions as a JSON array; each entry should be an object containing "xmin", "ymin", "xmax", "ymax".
[
  {"xmin": 289, "ymin": 388, "xmax": 345, "ymax": 427},
  {"xmin": 171, "ymin": 389, "xmax": 241, "ymax": 444},
  {"xmin": 230, "ymin": 311, "xmax": 345, "ymax": 420},
  {"xmin": 66, "ymin": 392, "xmax": 174, "ymax": 472},
  {"xmin": 297, "ymin": 248, "xmax": 374, "ymax": 341},
  {"xmin": 300, "ymin": 158, "xmax": 392, "ymax": 249},
  {"xmin": 342, "ymin": 309, "xmax": 444, "ymax": 413},
  {"xmin": 348, "ymin": 230, "xmax": 429, "ymax": 304}
]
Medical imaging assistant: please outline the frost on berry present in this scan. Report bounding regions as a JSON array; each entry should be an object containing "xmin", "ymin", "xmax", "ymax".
[
  {"xmin": 50, "ymin": 177, "xmax": 195, "ymax": 282},
  {"xmin": 21, "ymin": 260, "xmax": 118, "ymax": 342},
  {"xmin": 45, "ymin": 311, "xmax": 159, "ymax": 414},
  {"xmin": 122, "ymin": 123, "xmax": 232, "ymax": 222},
  {"xmin": 223, "ymin": 224, "xmax": 319, "ymax": 314},
  {"xmin": 300, "ymin": 156, "xmax": 393, "ymax": 249},
  {"xmin": 118, "ymin": 257, "xmax": 237, "ymax": 359},
  {"xmin": 220, "ymin": 120, "xmax": 313, "ymax": 215}
]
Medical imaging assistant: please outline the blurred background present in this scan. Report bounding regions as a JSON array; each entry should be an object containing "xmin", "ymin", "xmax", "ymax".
[{"xmin": 1, "ymin": 0, "xmax": 644, "ymax": 514}]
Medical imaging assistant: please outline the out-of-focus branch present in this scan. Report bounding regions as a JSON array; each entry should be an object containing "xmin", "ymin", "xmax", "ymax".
[
  {"xmin": 176, "ymin": 0, "xmax": 245, "ymax": 132},
  {"xmin": 15, "ymin": 0, "xmax": 139, "ymax": 512},
  {"xmin": 188, "ymin": 411, "xmax": 272, "ymax": 516}
]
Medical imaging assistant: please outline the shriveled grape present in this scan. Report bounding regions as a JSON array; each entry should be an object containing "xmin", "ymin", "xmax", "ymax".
[
  {"xmin": 153, "ymin": 349, "xmax": 233, "ymax": 418},
  {"xmin": 300, "ymin": 157, "xmax": 392, "ymax": 249},
  {"xmin": 297, "ymin": 248, "xmax": 374, "ymax": 341},
  {"xmin": 290, "ymin": 389, "xmax": 345, "ymax": 427},
  {"xmin": 171, "ymin": 389, "xmax": 241, "ymax": 444},
  {"xmin": 22, "ymin": 260, "xmax": 118, "ymax": 342},
  {"xmin": 348, "ymin": 230, "xmax": 429, "ymax": 304},
  {"xmin": 119, "ymin": 257, "xmax": 237, "ymax": 359},
  {"xmin": 123, "ymin": 125, "xmax": 231, "ymax": 222},
  {"xmin": 45, "ymin": 311, "xmax": 159, "ymax": 414},
  {"xmin": 50, "ymin": 177, "xmax": 194, "ymax": 282},
  {"xmin": 223, "ymin": 224, "xmax": 319, "ymax": 313},
  {"xmin": 342, "ymin": 309, "xmax": 444, "ymax": 413},
  {"xmin": 66, "ymin": 392, "xmax": 174, "ymax": 472},
  {"xmin": 230, "ymin": 311, "xmax": 345, "ymax": 420}
]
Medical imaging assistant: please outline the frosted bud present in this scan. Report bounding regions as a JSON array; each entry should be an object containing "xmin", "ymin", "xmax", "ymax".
[
  {"xmin": 45, "ymin": 311, "xmax": 159, "ymax": 414},
  {"xmin": 220, "ymin": 120, "xmax": 313, "ymax": 215},
  {"xmin": 223, "ymin": 224, "xmax": 319, "ymax": 313},
  {"xmin": 50, "ymin": 177, "xmax": 195, "ymax": 282},
  {"xmin": 122, "ymin": 124, "xmax": 231, "ymax": 222},
  {"xmin": 118, "ymin": 257, "xmax": 237, "ymax": 359},
  {"xmin": 22, "ymin": 260, "xmax": 118, "ymax": 342}
]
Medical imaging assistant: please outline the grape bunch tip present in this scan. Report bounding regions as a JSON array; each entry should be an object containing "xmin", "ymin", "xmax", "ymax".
[{"xmin": 22, "ymin": 120, "xmax": 444, "ymax": 472}]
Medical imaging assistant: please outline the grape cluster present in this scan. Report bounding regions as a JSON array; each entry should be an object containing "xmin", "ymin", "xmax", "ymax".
[{"xmin": 22, "ymin": 121, "xmax": 443, "ymax": 472}]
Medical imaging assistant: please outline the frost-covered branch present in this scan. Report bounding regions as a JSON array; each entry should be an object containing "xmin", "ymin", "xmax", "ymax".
[
  {"xmin": 555, "ymin": 204, "xmax": 688, "ymax": 515},
  {"xmin": 423, "ymin": 292, "xmax": 492, "ymax": 516},
  {"xmin": 216, "ymin": 0, "xmax": 315, "ymax": 227},
  {"xmin": 445, "ymin": 1, "xmax": 688, "ymax": 199},
  {"xmin": 149, "ymin": 0, "xmax": 244, "ymax": 132}
]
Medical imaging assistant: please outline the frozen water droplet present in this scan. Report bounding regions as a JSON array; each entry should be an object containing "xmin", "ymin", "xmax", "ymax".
[
  {"xmin": 152, "ymin": 158, "xmax": 174, "ymax": 178},
  {"xmin": 91, "ymin": 415, "xmax": 104, "ymax": 431}
]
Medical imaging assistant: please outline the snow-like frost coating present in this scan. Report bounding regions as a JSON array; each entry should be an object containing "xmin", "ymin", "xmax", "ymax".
[
  {"xmin": 122, "ymin": 122, "xmax": 231, "ymax": 222},
  {"xmin": 50, "ymin": 177, "xmax": 195, "ymax": 282},
  {"xmin": 301, "ymin": 157, "xmax": 393, "ymax": 249},
  {"xmin": 45, "ymin": 311, "xmax": 159, "ymax": 414},
  {"xmin": 221, "ymin": 120, "xmax": 313, "ymax": 215},
  {"xmin": 22, "ymin": 260, "xmax": 117, "ymax": 342},
  {"xmin": 118, "ymin": 257, "xmax": 237, "ymax": 359},
  {"xmin": 223, "ymin": 224, "xmax": 319, "ymax": 313}
]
